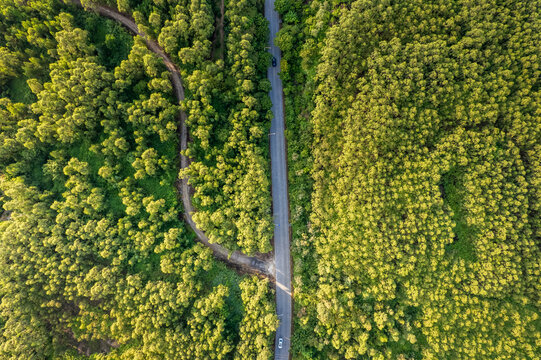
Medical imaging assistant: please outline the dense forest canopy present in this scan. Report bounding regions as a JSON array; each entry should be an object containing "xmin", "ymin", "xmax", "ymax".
[
  {"xmin": 179, "ymin": 0, "xmax": 274, "ymax": 255},
  {"xmin": 277, "ymin": 0, "xmax": 541, "ymax": 359},
  {"xmin": 0, "ymin": 0, "xmax": 276, "ymax": 358},
  {"xmin": 2, "ymin": 0, "xmax": 541, "ymax": 358}
]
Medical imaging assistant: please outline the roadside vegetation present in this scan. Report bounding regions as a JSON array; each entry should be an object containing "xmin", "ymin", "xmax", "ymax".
[
  {"xmin": 0, "ymin": 0, "xmax": 276, "ymax": 358},
  {"xmin": 276, "ymin": 0, "xmax": 541, "ymax": 359}
]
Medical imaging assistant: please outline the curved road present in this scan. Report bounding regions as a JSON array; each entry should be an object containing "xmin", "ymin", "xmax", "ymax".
[
  {"xmin": 72, "ymin": 0, "xmax": 273, "ymax": 276},
  {"xmin": 265, "ymin": 0, "xmax": 293, "ymax": 359}
]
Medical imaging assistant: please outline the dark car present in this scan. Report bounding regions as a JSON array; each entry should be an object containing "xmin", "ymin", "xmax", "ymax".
[{"xmin": 272, "ymin": 56, "xmax": 277, "ymax": 67}]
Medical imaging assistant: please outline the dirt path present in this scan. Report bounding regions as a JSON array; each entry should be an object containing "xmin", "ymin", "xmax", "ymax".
[
  {"xmin": 219, "ymin": 0, "xmax": 224, "ymax": 58},
  {"xmin": 210, "ymin": 0, "xmax": 225, "ymax": 60},
  {"xmin": 71, "ymin": 0, "xmax": 273, "ymax": 277}
]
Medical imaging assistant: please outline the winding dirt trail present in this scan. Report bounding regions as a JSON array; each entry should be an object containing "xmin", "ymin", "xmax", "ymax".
[
  {"xmin": 219, "ymin": 0, "xmax": 225, "ymax": 59},
  {"xmin": 71, "ymin": 0, "xmax": 273, "ymax": 276}
]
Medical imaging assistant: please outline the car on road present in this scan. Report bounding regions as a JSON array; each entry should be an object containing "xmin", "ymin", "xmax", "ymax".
[
  {"xmin": 272, "ymin": 56, "xmax": 277, "ymax": 67},
  {"xmin": 278, "ymin": 338, "xmax": 283, "ymax": 349}
]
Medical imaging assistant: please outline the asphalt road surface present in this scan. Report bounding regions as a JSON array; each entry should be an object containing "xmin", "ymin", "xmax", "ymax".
[{"xmin": 264, "ymin": 0, "xmax": 293, "ymax": 359}]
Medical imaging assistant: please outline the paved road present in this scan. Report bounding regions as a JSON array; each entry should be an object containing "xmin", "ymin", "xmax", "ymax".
[
  {"xmin": 264, "ymin": 0, "xmax": 293, "ymax": 359},
  {"xmin": 72, "ymin": 0, "xmax": 273, "ymax": 277}
]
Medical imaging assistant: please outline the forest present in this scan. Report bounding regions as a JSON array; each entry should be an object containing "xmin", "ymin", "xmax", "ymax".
[
  {"xmin": 276, "ymin": 0, "xmax": 541, "ymax": 359},
  {"xmin": 0, "ymin": 0, "xmax": 276, "ymax": 358},
  {"xmin": 2, "ymin": 0, "xmax": 541, "ymax": 358}
]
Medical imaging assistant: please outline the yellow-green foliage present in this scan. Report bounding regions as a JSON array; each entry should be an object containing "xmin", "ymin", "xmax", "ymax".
[
  {"xmin": 181, "ymin": 0, "xmax": 273, "ymax": 255},
  {"xmin": 291, "ymin": 0, "xmax": 541, "ymax": 358},
  {"xmin": 0, "ymin": 1, "xmax": 276, "ymax": 358},
  {"xmin": 235, "ymin": 277, "xmax": 277, "ymax": 360}
]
